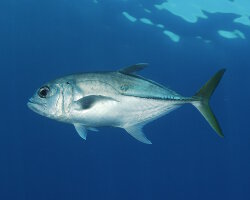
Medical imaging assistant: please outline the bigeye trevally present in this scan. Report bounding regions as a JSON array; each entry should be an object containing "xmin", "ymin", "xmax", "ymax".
[{"xmin": 27, "ymin": 64, "xmax": 225, "ymax": 144}]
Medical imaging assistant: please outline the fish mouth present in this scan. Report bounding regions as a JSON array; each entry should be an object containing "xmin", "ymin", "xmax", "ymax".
[{"xmin": 27, "ymin": 98, "xmax": 44, "ymax": 113}]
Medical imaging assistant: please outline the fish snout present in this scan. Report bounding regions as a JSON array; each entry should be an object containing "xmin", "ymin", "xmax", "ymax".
[{"xmin": 27, "ymin": 97, "xmax": 43, "ymax": 113}]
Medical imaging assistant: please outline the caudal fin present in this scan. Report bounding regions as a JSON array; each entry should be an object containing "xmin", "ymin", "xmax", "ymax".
[{"xmin": 192, "ymin": 69, "xmax": 226, "ymax": 137}]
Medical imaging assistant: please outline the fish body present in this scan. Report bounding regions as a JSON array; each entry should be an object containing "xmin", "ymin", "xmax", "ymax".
[{"xmin": 28, "ymin": 64, "xmax": 225, "ymax": 144}]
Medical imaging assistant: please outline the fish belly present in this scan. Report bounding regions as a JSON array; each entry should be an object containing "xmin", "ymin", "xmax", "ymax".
[{"xmin": 70, "ymin": 96, "xmax": 181, "ymax": 128}]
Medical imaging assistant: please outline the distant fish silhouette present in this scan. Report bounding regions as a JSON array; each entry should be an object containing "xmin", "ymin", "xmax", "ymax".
[{"xmin": 27, "ymin": 64, "xmax": 225, "ymax": 144}]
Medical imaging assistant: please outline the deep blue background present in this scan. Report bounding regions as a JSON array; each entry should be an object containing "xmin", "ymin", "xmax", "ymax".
[{"xmin": 1, "ymin": 1, "xmax": 250, "ymax": 200}]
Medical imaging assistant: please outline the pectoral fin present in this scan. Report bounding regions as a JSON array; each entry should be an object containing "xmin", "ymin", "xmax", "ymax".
[
  {"xmin": 124, "ymin": 125, "xmax": 152, "ymax": 144},
  {"xmin": 73, "ymin": 95, "xmax": 118, "ymax": 110},
  {"xmin": 119, "ymin": 63, "xmax": 148, "ymax": 75},
  {"xmin": 74, "ymin": 124, "xmax": 87, "ymax": 140}
]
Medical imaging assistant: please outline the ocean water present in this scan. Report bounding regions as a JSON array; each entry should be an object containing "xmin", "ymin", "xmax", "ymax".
[{"xmin": 1, "ymin": 1, "xmax": 250, "ymax": 200}]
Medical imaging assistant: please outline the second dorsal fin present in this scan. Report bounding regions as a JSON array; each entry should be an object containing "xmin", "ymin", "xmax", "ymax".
[{"xmin": 119, "ymin": 63, "xmax": 148, "ymax": 74}]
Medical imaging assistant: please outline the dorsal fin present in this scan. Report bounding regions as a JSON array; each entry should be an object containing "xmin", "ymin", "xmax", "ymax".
[{"xmin": 119, "ymin": 63, "xmax": 148, "ymax": 74}]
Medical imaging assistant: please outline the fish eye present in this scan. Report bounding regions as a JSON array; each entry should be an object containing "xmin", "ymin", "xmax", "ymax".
[{"xmin": 38, "ymin": 86, "xmax": 50, "ymax": 98}]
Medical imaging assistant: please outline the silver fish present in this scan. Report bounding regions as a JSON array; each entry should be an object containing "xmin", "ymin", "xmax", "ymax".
[{"xmin": 27, "ymin": 64, "xmax": 225, "ymax": 144}]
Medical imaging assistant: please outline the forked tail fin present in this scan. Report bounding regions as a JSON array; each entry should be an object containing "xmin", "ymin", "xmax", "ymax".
[{"xmin": 192, "ymin": 69, "xmax": 226, "ymax": 137}]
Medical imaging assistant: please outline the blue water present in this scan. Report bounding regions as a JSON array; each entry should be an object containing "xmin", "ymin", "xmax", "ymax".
[{"xmin": 1, "ymin": 1, "xmax": 250, "ymax": 200}]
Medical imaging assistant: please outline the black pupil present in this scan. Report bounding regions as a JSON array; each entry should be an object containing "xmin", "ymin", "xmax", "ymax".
[{"xmin": 39, "ymin": 87, "xmax": 49, "ymax": 98}]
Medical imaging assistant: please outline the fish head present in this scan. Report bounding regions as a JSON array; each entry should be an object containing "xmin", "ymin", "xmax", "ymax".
[{"xmin": 27, "ymin": 81, "xmax": 65, "ymax": 119}]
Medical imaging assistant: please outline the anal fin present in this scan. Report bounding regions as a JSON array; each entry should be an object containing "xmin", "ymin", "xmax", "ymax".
[
  {"xmin": 124, "ymin": 125, "xmax": 152, "ymax": 144},
  {"xmin": 87, "ymin": 127, "xmax": 99, "ymax": 132},
  {"xmin": 74, "ymin": 124, "xmax": 87, "ymax": 140}
]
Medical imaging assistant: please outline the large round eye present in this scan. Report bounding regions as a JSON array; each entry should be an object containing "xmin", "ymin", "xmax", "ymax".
[{"xmin": 38, "ymin": 86, "xmax": 50, "ymax": 98}]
